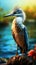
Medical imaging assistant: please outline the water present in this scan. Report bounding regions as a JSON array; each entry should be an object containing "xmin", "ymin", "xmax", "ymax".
[
  {"xmin": 0, "ymin": 23, "xmax": 20, "ymax": 58},
  {"xmin": 0, "ymin": 23, "xmax": 36, "ymax": 58}
]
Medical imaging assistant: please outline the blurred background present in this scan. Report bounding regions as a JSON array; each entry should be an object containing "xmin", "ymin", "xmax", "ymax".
[{"xmin": 0, "ymin": 0, "xmax": 36, "ymax": 58}]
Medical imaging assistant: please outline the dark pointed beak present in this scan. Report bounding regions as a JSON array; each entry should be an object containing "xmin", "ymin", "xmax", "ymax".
[{"xmin": 4, "ymin": 13, "xmax": 14, "ymax": 18}]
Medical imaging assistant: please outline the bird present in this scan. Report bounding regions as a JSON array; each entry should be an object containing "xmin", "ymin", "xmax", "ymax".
[{"xmin": 4, "ymin": 8, "xmax": 29, "ymax": 54}]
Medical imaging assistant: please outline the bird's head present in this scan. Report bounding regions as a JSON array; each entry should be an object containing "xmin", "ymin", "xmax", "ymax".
[{"xmin": 4, "ymin": 8, "xmax": 26, "ymax": 23}]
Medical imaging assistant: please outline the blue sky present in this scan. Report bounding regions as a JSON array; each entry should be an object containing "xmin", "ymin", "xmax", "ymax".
[{"xmin": 0, "ymin": 0, "xmax": 21, "ymax": 11}]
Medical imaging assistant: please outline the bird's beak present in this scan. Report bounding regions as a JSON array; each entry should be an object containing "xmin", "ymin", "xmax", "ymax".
[{"xmin": 4, "ymin": 12, "xmax": 15, "ymax": 18}]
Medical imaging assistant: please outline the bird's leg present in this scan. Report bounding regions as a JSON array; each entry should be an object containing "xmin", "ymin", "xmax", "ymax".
[
  {"xmin": 22, "ymin": 49, "xmax": 24, "ymax": 53},
  {"xmin": 19, "ymin": 47, "xmax": 23, "ymax": 55},
  {"xmin": 20, "ymin": 47, "xmax": 25, "ymax": 55},
  {"xmin": 22, "ymin": 49, "xmax": 25, "ymax": 56},
  {"xmin": 22, "ymin": 48, "xmax": 27, "ymax": 55}
]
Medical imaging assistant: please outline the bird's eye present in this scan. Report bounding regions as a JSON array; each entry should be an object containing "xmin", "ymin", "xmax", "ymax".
[{"xmin": 13, "ymin": 12, "xmax": 16, "ymax": 14}]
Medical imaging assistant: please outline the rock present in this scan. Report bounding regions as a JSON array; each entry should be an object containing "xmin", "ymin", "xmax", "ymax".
[
  {"xmin": 6, "ymin": 55, "xmax": 28, "ymax": 65},
  {"xmin": 0, "ymin": 58, "xmax": 7, "ymax": 63}
]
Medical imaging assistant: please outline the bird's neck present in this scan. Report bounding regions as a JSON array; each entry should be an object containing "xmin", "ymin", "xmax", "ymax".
[
  {"xmin": 16, "ymin": 17, "xmax": 23, "ymax": 28},
  {"xmin": 16, "ymin": 17, "xmax": 24, "ymax": 29}
]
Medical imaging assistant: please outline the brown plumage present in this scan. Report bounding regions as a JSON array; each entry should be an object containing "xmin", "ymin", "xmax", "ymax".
[{"xmin": 11, "ymin": 19, "xmax": 26, "ymax": 53}]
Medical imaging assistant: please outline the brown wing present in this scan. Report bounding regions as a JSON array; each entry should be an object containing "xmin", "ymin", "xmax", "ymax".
[
  {"xmin": 12, "ymin": 29, "xmax": 26, "ymax": 49},
  {"xmin": 12, "ymin": 20, "xmax": 26, "ymax": 52}
]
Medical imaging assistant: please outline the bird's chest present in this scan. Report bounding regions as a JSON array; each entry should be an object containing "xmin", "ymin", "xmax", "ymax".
[
  {"xmin": 12, "ymin": 22, "xmax": 24, "ymax": 36},
  {"xmin": 12, "ymin": 23, "xmax": 24, "ymax": 44}
]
